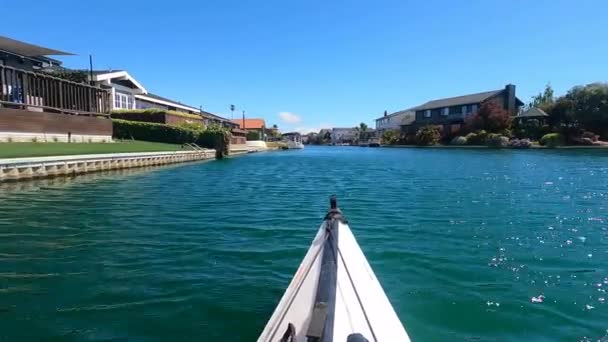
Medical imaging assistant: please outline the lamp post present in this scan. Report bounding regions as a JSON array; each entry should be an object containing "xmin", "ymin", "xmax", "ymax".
[{"xmin": 230, "ymin": 104, "xmax": 235, "ymax": 120}]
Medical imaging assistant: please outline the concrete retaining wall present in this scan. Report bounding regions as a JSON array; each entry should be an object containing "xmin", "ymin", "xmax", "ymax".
[{"xmin": 0, "ymin": 150, "xmax": 215, "ymax": 182}]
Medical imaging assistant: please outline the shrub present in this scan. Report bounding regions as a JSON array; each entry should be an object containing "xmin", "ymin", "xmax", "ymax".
[
  {"xmin": 112, "ymin": 119, "xmax": 230, "ymax": 157},
  {"xmin": 52, "ymin": 136, "xmax": 59, "ymax": 142},
  {"xmin": 466, "ymin": 130, "xmax": 487, "ymax": 145},
  {"xmin": 111, "ymin": 109, "xmax": 202, "ymax": 123},
  {"xmin": 539, "ymin": 133, "xmax": 564, "ymax": 147},
  {"xmin": 509, "ymin": 138, "xmax": 532, "ymax": 149},
  {"xmin": 465, "ymin": 101, "xmax": 512, "ymax": 133},
  {"xmin": 178, "ymin": 122, "xmax": 205, "ymax": 132},
  {"xmin": 582, "ymin": 131, "xmax": 599, "ymax": 142},
  {"xmin": 246, "ymin": 131, "xmax": 260, "ymax": 141},
  {"xmin": 112, "ymin": 119, "xmax": 199, "ymax": 144},
  {"xmin": 7, "ymin": 137, "xmax": 13, "ymax": 143},
  {"xmin": 415, "ymin": 125, "xmax": 441, "ymax": 146},
  {"xmin": 450, "ymin": 136, "xmax": 468, "ymax": 145},
  {"xmin": 486, "ymin": 134, "xmax": 509, "ymax": 148},
  {"xmin": 31, "ymin": 137, "xmax": 38, "ymax": 143},
  {"xmin": 381, "ymin": 130, "xmax": 399, "ymax": 145}
]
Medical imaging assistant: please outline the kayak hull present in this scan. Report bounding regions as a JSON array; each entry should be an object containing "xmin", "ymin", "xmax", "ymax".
[{"xmin": 258, "ymin": 216, "xmax": 410, "ymax": 342}]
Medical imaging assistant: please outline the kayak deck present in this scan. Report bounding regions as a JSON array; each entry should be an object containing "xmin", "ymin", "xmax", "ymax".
[{"xmin": 258, "ymin": 199, "xmax": 410, "ymax": 342}]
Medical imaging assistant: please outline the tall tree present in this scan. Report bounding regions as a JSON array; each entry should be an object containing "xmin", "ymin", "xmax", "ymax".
[
  {"xmin": 465, "ymin": 101, "xmax": 512, "ymax": 133},
  {"xmin": 529, "ymin": 83, "xmax": 555, "ymax": 110},
  {"xmin": 358, "ymin": 122, "xmax": 368, "ymax": 140}
]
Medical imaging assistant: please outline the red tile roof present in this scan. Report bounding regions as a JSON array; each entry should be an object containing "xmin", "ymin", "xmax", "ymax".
[{"xmin": 231, "ymin": 118, "xmax": 266, "ymax": 129}]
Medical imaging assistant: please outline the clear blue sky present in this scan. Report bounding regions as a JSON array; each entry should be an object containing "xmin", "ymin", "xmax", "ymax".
[{"xmin": 5, "ymin": 0, "xmax": 606, "ymax": 132}]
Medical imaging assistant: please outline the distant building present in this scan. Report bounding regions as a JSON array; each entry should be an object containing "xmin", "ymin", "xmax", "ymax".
[
  {"xmin": 403, "ymin": 84, "xmax": 524, "ymax": 135},
  {"xmin": 231, "ymin": 118, "xmax": 266, "ymax": 140},
  {"xmin": 331, "ymin": 128, "xmax": 358, "ymax": 144},
  {"xmin": 375, "ymin": 108, "xmax": 416, "ymax": 134}
]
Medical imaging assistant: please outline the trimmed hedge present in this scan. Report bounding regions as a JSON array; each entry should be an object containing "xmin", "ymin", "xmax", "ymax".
[
  {"xmin": 113, "ymin": 119, "xmax": 198, "ymax": 144},
  {"xmin": 111, "ymin": 109, "xmax": 202, "ymax": 123},
  {"xmin": 112, "ymin": 119, "xmax": 230, "ymax": 157}
]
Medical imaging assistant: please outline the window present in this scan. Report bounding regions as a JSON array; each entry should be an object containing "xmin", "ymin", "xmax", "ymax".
[
  {"xmin": 114, "ymin": 92, "xmax": 134, "ymax": 109},
  {"xmin": 441, "ymin": 108, "xmax": 449, "ymax": 116},
  {"xmin": 471, "ymin": 104, "xmax": 478, "ymax": 113},
  {"xmin": 424, "ymin": 110, "xmax": 431, "ymax": 118},
  {"xmin": 431, "ymin": 108, "xmax": 441, "ymax": 117},
  {"xmin": 450, "ymin": 106, "xmax": 462, "ymax": 115}
]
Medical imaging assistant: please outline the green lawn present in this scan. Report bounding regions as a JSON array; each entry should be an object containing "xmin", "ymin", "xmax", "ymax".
[{"xmin": 0, "ymin": 141, "xmax": 186, "ymax": 159}]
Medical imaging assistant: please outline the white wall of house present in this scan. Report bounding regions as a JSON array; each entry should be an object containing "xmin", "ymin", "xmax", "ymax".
[{"xmin": 375, "ymin": 111, "xmax": 415, "ymax": 131}]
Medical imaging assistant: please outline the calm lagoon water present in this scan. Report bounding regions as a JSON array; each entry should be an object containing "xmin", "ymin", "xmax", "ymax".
[{"xmin": 1, "ymin": 146, "xmax": 607, "ymax": 341}]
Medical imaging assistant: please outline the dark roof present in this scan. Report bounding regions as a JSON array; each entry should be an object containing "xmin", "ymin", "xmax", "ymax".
[
  {"xmin": 137, "ymin": 93, "xmax": 231, "ymax": 122},
  {"xmin": 0, "ymin": 36, "xmax": 73, "ymax": 57},
  {"xmin": 142, "ymin": 93, "xmax": 192, "ymax": 107},
  {"xmin": 375, "ymin": 106, "xmax": 418, "ymax": 121},
  {"xmin": 416, "ymin": 90, "xmax": 502, "ymax": 111},
  {"xmin": 518, "ymin": 107, "xmax": 549, "ymax": 118}
]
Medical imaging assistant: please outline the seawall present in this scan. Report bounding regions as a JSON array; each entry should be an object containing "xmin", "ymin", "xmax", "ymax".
[{"xmin": 0, "ymin": 150, "xmax": 215, "ymax": 182}]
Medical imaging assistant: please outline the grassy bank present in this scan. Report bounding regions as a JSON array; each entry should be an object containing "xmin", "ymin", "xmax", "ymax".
[{"xmin": 0, "ymin": 141, "xmax": 186, "ymax": 159}]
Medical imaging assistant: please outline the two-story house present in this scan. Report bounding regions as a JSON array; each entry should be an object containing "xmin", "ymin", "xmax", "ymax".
[{"xmin": 406, "ymin": 84, "xmax": 524, "ymax": 135}]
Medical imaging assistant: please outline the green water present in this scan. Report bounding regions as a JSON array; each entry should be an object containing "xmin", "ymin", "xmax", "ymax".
[{"xmin": 1, "ymin": 147, "xmax": 607, "ymax": 341}]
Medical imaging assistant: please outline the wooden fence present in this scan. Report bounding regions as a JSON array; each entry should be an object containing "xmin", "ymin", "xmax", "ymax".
[{"xmin": 0, "ymin": 65, "xmax": 110, "ymax": 117}]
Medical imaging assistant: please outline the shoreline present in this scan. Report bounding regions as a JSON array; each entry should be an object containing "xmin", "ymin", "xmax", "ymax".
[
  {"xmin": 0, "ymin": 150, "xmax": 216, "ymax": 182},
  {"xmin": 307, "ymin": 144, "xmax": 608, "ymax": 150}
]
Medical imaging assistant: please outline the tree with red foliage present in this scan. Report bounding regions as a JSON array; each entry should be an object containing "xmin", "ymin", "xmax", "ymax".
[{"xmin": 465, "ymin": 101, "xmax": 512, "ymax": 133}]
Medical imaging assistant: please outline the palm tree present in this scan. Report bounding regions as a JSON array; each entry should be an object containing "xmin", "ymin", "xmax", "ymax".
[{"xmin": 359, "ymin": 122, "xmax": 368, "ymax": 141}]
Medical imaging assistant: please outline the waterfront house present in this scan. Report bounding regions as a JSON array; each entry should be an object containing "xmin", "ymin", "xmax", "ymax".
[
  {"xmin": 231, "ymin": 118, "xmax": 266, "ymax": 140},
  {"xmin": 375, "ymin": 108, "xmax": 416, "ymax": 134},
  {"xmin": 90, "ymin": 70, "xmax": 237, "ymax": 129},
  {"xmin": 0, "ymin": 36, "xmax": 112, "ymax": 142},
  {"xmin": 403, "ymin": 84, "xmax": 524, "ymax": 135},
  {"xmin": 331, "ymin": 127, "xmax": 358, "ymax": 145}
]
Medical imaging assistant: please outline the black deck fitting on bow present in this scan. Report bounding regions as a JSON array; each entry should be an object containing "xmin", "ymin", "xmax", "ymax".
[{"xmin": 324, "ymin": 195, "xmax": 346, "ymax": 223}]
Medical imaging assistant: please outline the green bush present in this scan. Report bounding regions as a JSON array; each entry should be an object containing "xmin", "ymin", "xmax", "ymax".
[
  {"xmin": 539, "ymin": 133, "xmax": 564, "ymax": 147},
  {"xmin": 246, "ymin": 131, "xmax": 261, "ymax": 141},
  {"xmin": 112, "ymin": 119, "xmax": 198, "ymax": 144},
  {"xmin": 111, "ymin": 109, "xmax": 202, "ymax": 123},
  {"xmin": 381, "ymin": 130, "xmax": 399, "ymax": 145},
  {"xmin": 415, "ymin": 125, "xmax": 441, "ymax": 146},
  {"xmin": 466, "ymin": 130, "xmax": 488, "ymax": 145},
  {"xmin": 112, "ymin": 119, "xmax": 231, "ymax": 157},
  {"xmin": 486, "ymin": 134, "xmax": 509, "ymax": 148},
  {"xmin": 450, "ymin": 136, "xmax": 467, "ymax": 145}
]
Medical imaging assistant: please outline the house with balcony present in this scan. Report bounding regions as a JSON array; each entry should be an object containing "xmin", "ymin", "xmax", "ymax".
[
  {"xmin": 0, "ymin": 36, "xmax": 112, "ymax": 142},
  {"xmin": 405, "ymin": 84, "xmax": 524, "ymax": 135}
]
